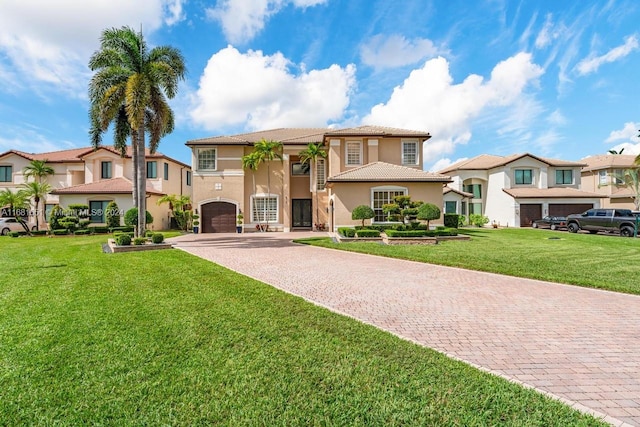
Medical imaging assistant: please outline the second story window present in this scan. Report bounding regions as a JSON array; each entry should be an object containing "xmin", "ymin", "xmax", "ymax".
[
  {"xmin": 599, "ymin": 170, "xmax": 607, "ymax": 185},
  {"xmin": 147, "ymin": 161, "xmax": 157, "ymax": 179},
  {"xmin": 291, "ymin": 163, "xmax": 310, "ymax": 175},
  {"xmin": 0, "ymin": 165, "xmax": 12, "ymax": 182},
  {"xmin": 346, "ymin": 141, "xmax": 362, "ymax": 166},
  {"xmin": 164, "ymin": 162, "xmax": 169, "ymax": 180},
  {"xmin": 613, "ymin": 169, "xmax": 624, "ymax": 185},
  {"xmin": 402, "ymin": 140, "xmax": 418, "ymax": 165},
  {"xmin": 464, "ymin": 184, "xmax": 481, "ymax": 199},
  {"xmin": 197, "ymin": 148, "xmax": 217, "ymax": 171},
  {"xmin": 555, "ymin": 169, "xmax": 572, "ymax": 185},
  {"xmin": 515, "ymin": 169, "xmax": 533, "ymax": 185},
  {"xmin": 101, "ymin": 161, "xmax": 112, "ymax": 179}
]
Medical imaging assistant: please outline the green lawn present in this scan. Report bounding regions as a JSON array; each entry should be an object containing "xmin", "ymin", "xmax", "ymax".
[
  {"xmin": 0, "ymin": 235, "xmax": 604, "ymax": 425},
  {"xmin": 297, "ymin": 227, "xmax": 640, "ymax": 295}
]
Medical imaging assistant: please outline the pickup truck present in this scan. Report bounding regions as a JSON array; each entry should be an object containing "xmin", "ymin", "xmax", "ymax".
[{"xmin": 566, "ymin": 208, "xmax": 638, "ymax": 237}]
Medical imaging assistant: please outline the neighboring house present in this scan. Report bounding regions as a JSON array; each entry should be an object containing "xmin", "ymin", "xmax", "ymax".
[
  {"xmin": 443, "ymin": 187, "xmax": 473, "ymax": 217},
  {"xmin": 580, "ymin": 154, "xmax": 639, "ymax": 210},
  {"xmin": 0, "ymin": 146, "xmax": 191, "ymax": 229},
  {"xmin": 186, "ymin": 126, "xmax": 452, "ymax": 233},
  {"xmin": 439, "ymin": 153, "xmax": 601, "ymax": 227}
]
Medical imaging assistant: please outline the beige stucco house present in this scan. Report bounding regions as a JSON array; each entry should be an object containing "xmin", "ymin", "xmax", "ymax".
[
  {"xmin": 580, "ymin": 154, "xmax": 639, "ymax": 210},
  {"xmin": 439, "ymin": 153, "xmax": 601, "ymax": 227},
  {"xmin": 0, "ymin": 146, "xmax": 191, "ymax": 230},
  {"xmin": 186, "ymin": 126, "xmax": 452, "ymax": 233}
]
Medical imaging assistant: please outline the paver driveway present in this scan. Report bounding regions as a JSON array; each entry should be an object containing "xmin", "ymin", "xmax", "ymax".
[{"xmin": 170, "ymin": 232, "xmax": 640, "ymax": 427}]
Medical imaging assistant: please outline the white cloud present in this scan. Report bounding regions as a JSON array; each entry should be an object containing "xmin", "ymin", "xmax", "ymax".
[
  {"xmin": 604, "ymin": 122, "xmax": 640, "ymax": 155},
  {"xmin": 0, "ymin": 0, "xmax": 185, "ymax": 96},
  {"xmin": 576, "ymin": 34, "xmax": 639, "ymax": 75},
  {"xmin": 363, "ymin": 53, "xmax": 544, "ymax": 163},
  {"xmin": 547, "ymin": 109, "xmax": 567, "ymax": 126},
  {"xmin": 535, "ymin": 13, "xmax": 563, "ymax": 49},
  {"xmin": 189, "ymin": 46, "xmax": 356, "ymax": 131},
  {"xmin": 207, "ymin": 0, "xmax": 327, "ymax": 45},
  {"xmin": 360, "ymin": 34, "xmax": 447, "ymax": 70}
]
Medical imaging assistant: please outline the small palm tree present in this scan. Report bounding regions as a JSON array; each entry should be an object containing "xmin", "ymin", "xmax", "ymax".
[
  {"xmin": 299, "ymin": 142, "xmax": 327, "ymax": 230},
  {"xmin": 0, "ymin": 188, "xmax": 29, "ymax": 216},
  {"xmin": 250, "ymin": 139, "xmax": 283, "ymax": 231},
  {"xmin": 21, "ymin": 181, "xmax": 52, "ymax": 230},
  {"xmin": 157, "ymin": 194, "xmax": 191, "ymax": 229},
  {"xmin": 242, "ymin": 152, "xmax": 261, "ymax": 229},
  {"xmin": 23, "ymin": 159, "xmax": 54, "ymax": 184},
  {"xmin": 89, "ymin": 26, "xmax": 186, "ymax": 237}
]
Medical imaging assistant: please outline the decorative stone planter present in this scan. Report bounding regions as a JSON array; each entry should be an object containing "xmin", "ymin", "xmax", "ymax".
[{"xmin": 107, "ymin": 239, "xmax": 173, "ymax": 253}]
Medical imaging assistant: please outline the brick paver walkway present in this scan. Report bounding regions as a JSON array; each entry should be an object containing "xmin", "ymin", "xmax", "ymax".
[{"xmin": 170, "ymin": 232, "xmax": 640, "ymax": 426}]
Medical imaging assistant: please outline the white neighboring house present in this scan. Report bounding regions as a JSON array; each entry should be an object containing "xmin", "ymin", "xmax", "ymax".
[
  {"xmin": 443, "ymin": 187, "xmax": 473, "ymax": 217},
  {"xmin": 438, "ymin": 153, "xmax": 602, "ymax": 227}
]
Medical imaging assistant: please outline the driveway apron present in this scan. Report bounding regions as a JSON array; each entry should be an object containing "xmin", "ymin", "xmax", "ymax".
[{"xmin": 170, "ymin": 232, "xmax": 640, "ymax": 427}]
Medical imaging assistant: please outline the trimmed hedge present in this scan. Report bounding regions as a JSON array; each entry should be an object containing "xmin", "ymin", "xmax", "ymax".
[
  {"xmin": 385, "ymin": 227, "xmax": 458, "ymax": 238},
  {"xmin": 444, "ymin": 214, "xmax": 460, "ymax": 228},
  {"xmin": 338, "ymin": 227, "xmax": 356, "ymax": 237},
  {"xmin": 52, "ymin": 229, "xmax": 69, "ymax": 236},
  {"xmin": 8, "ymin": 231, "xmax": 22, "ymax": 237},
  {"xmin": 151, "ymin": 233, "xmax": 165, "ymax": 244},
  {"xmin": 110, "ymin": 226, "xmax": 134, "ymax": 233},
  {"xmin": 355, "ymin": 224, "xmax": 398, "ymax": 232},
  {"xmin": 355, "ymin": 229, "xmax": 381, "ymax": 238},
  {"xmin": 89, "ymin": 226, "xmax": 110, "ymax": 234},
  {"xmin": 114, "ymin": 234, "xmax": 131, "ymax": 246},
  {"xmin": 133, "ymin": 237, "xmax": 147, "ymax": 246},
  {"xmin": 31, "ymin": 230, "xmax": 48, "ymax": 236},
  {"xmin": 74, "ymin": 229, "xmax": 91, "ymax": 235}
]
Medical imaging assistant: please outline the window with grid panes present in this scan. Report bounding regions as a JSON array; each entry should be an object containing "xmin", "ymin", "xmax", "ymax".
[{"xmin": 372, "ymin": 189, "xmax": 406, "ymax": 222}]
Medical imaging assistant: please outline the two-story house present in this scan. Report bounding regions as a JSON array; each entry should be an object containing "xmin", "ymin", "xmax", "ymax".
[
  {"xmin": 439, "ymin": 154, "xmax": 601, "ymax": 227},
  {"xmin": 0, "ymin": 146, "xmax": 191, "ymax": 230},
  {"xmin": 186, "ymin": 126, "xmax": 452, "ymax": 233},
  {"xmin": 580, "ymin": 154, "xmax": 639, "ymax": 210}
]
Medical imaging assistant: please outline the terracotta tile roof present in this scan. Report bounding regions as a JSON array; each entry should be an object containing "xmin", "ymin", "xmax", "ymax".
[
  {"xmin": 502, "ymin": 187, "xmax": 602, "ymax": 199},
  {"xmin": 443, "ymin": 186, "xmax": 474, "ymax": 198},
  {"xmin": 186, "ymin": 125, "xmax": 431, "ymax": 146},
  {"xmin": 327, "ymin": 162, "xmax": 451, "ymax": 183},
  {"xmin": 580, "ymin": 154, "xmax": 638, "ymax": 172},
  {"xmin": 51, "ymin": 177, "xmax": 164, "ymax": 196},
  {"xmin": 439, "ymin": 153, "xmax": 585, "ymax": 173},
  {"xmin": 187, "ymin": 128, "xmax": 329, "ymax": 146},
  {"xmin": 0, "ymin": 145, "xmax": 189, "ymax": 168}
]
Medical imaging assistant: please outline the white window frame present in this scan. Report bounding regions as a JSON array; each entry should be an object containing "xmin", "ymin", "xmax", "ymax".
[
  {"xmin": 197, "ymin": 148, "xmax": 217, "ymax": 171},
  {"xmin": 250, "ymin": 194, "xmax": 279, "ymax": 224},
  {"xmin": 316, "ymin": 158, "xmax": 326, "ymax": 191},
  {"xmin": 401, "ymin": 139, "xmax": 419, "ymax": 166},
  {"xmin": 371, "ymin": 185, "xmax": 408, "ymax": 223},
  {"xmin": 345, "ymin": 141, "xmax": 362, "ymax": 166},
  {"xmin": 599, "ymin": 170, "xmax": 607, "ymax": 186}
]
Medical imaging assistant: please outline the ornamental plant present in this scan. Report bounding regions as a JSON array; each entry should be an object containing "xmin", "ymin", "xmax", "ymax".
[{"xmin": 351, "ymin": 205, "xmax": 375, "ymax": 227}]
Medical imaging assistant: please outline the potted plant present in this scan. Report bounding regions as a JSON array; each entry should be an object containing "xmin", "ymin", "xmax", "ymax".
[
  {"xmin": 192, "ymin": 214, "xmax": 200, "ymax": 233},
  {"xmin": 236, "ymin": 213, "xmax": 243, "ymax": 233}
]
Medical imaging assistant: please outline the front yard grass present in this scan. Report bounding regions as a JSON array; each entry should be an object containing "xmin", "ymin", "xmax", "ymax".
[
  {"xmin": 0, "ymin": 235, "xmax": 604, "ymax": 425},
  {"xmin": 297, "ymin": 227, "xmax": 640, "ymax": 295}
]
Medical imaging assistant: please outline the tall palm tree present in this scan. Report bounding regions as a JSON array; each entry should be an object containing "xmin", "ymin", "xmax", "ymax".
[
  {"xmin": 242, "ymin": 151, "xmax": 261, "ymax": 230},
  {"xmin": 299, "ymin": 142, "xmax": 327, "ymax": 230},
  {"xmin": 88, "ymin": 26, "xmax": 186, "ymax": 237},
  {"xmin": 0, "ymin": 188, "xmax": 29, "ymax": 217},
  {"xmin": 21, "ymin": 182, "xmax": 52, "ymax": 230},
  {"xmin": 251, "ymin": 139, "xmax": 283, "ymax": 231}
]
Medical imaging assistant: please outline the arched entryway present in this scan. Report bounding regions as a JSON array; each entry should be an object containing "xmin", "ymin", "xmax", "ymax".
[{"xmin": 201, "ymin": 201, "xmax": 236, "ymax": 233}]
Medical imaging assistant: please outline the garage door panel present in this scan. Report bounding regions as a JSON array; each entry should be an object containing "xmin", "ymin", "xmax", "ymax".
[
  {"xmin": 549, "ymin": 203, "xmax": 593, "ymax": 217},
  {"xmin": 202, "ymin": 202, "xmax": 236, "ymax": 233},
  {"xmin": 520, "ymin": 204, "xmax": 542, "ymax": 227}
]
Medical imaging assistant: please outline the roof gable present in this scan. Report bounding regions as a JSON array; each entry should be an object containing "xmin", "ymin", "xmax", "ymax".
[
  {"xmin": 327, "ymin": 161, "xmax": 450, "ymax": 183},
  {"xmin": 439, "ymin": 153, "xmax": 585, "ymax": 173}
]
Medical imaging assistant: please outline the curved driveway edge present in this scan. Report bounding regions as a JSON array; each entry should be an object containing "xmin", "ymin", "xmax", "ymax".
[{"xmin": 169, "ymin": 232, "xmax": 640, "ymax": 427}]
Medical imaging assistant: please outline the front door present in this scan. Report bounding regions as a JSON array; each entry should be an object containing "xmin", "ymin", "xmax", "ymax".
[{"xmin": 292, "ymin": 199, "xmax": 312, "ymax": 228}]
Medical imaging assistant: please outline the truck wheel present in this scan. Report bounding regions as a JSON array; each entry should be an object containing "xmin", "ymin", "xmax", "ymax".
[
  {"xmin": 532, "ymin": 222, "xmax": 538, "ymax": 228},
  {"xmin": 550, "ymin": 224, "xmax": 557, "ymax": 230},
  {"xmin": 567, "ymin": 223, "xmax": 579, "ymax": 233},
  {"xmin": 620, "ymin": 226, "xmax": 635, "ymax": 237}
]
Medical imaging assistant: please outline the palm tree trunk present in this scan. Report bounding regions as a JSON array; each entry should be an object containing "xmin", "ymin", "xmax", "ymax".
[
  {"xmin": 136, "ymin": 127, "xmax": 146, "ymax": 237},
  {"xmin": 265, "ymin": 163, "xmax": 270, "ymax": 232},
  {"xmin": 132, "ymin": 137, "xmax": 138, "ymax": 209}
]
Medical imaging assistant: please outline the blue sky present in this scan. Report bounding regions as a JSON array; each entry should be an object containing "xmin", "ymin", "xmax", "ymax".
[{"xmin": 1, "ymin": 0, "xmax": 640, "ymax": 171}]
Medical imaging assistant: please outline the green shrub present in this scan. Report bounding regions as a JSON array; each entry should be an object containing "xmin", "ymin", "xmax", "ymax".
[
  {"xmin": 31, "ymin": 230, "xmax": 48, "ymax": 236},
  {"xmin": 417, "ymin": 203, "xmax": 441, "ymax": 229},
  {"xmin": 78, "ymin": 219, "xmax": 91, "ymax": 229},
  {"xmin": 124, "ymin": 208, "xmax": 154, "ymax": 227},
  {"xmin": 145, "ymin": 229, "xmax": 155, "ymax": 237},
  {"xmin": 338, "ymin": 227, "xmax": 356, "ymax": 237},
  {"xmin": 48, "ymin": 205, "xmax": 65, "ymax": 230},
  {"xmin": 133, "ymin": 237, "xmax": 147, "ymax": 245},
  {"xmin": 435, "ymin": 227, "xmax": 458, "ymax": 236},
  {"xmin": 385, "ymin": 229, "xmax": 429, "ymax": 237},
  {"xmin": 355, "ymin": 229, "xmax": 380, "ymax": 238},
  {"xmin": 89, "ymin": 226, "xmax": 110, "ymax": 234},
  {"xmin": 113, "ymin": 231, "xmax": 134, "ymax": 238},
  {"xmin": 74, "ymin": 229, "xmax": 91, "ymax": 235},
  {"xmin": 8, "ymin": 231, "xmax": 21, "ymax": 238},
  {"xmin": 114, "ymin": 234, "xmax": 131, "ymax": 246},
  {"xmin": 110, "ymin": 226, "xmax": 134, "ymax": 233},
  {"xmin": 52, "ymin": 229, "xmax": 69, "ymax": 236},
  {"xmin": 68, "ymin": 204, "xmax": 90, "ymax": 218},
  {"xmin": 469, "ymin": 214, "xmax": 489, "ymax": 227},
  {"xmin": 351, "ymin": 205, "xmax": 375, "ymax": 227},
  {"xmin": 105, "ymin": 201, "xmax": 121, "ymax": 228},
  {"xmin": 151, "ymin": 233, "xmax": 165, "ymax": 244},
  {"xmin": 444, "ymin": 214, "xmax": 460, "ymax": 228},
  {"xmin": 355, "ymin": 224, "xmax": 397, "ymax": 232}
]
